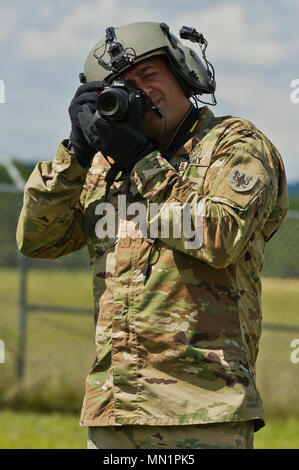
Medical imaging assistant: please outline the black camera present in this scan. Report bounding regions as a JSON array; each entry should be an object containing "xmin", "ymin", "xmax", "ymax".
[
  {"xmin": 96, "ymin": 79, "xmax": 133, "ymax": 120},
  {"xmin": 96, "ymin": 78, "xmax": 163, "ymax": 121}
]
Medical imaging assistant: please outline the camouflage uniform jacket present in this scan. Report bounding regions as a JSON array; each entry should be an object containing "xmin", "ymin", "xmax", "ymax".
[{"xmin": 16, "ymin": 106, "xmax": 288, "ymax": 430}]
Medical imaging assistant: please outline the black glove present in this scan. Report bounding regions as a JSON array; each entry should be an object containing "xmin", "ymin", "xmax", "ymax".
[
  {"xmin": 68, "ymin": 81, "xmax": 105, "ymax": 168},
  {"xmin": 77, "ymin": 89, "xmax": 155, "ymax": 172}
]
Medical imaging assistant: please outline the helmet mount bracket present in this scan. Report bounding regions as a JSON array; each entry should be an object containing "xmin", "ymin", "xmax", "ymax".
[{"xmin": 93, "ymin": 26, "xmax": 136, "ymax": 74}]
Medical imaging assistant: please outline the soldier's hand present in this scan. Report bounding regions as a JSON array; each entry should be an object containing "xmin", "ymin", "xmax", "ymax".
[
  {"xmin": 68, "ymin": 81, "xmax": 105, "ymax": 168},
  {"xmin": 77, "ymin": 89, "xmax": 155, "ymax": 173}
]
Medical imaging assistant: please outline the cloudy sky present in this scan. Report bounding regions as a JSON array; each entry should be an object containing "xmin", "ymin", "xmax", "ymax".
[{"xmin": 0, "ymin": 0, "xmax": 298, "ymax": 182}]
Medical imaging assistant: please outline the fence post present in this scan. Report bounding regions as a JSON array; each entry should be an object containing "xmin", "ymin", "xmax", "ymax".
[
  {"xmin": 2, "ymin": 160, "xmax": 27, "ymax": 403},
  {"xmin": 16, "ymin": 248, "xmax": 28, "ymax": 402}
]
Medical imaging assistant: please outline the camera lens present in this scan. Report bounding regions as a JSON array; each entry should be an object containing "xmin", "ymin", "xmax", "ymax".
[
  {"xmin": 100, "ymin": 94, "xmax": 117, "ymax": 112},
  {"xmin": 97, "ymin": 88, "xmax": 129, "ymax": 120}
]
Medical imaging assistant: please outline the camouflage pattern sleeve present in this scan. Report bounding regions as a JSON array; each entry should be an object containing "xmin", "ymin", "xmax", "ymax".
[
  {"xmin": 130, "ymin": 120, "xmax": 287, "ymax": 268},
  {"xmin": 16, "ymin": 140, "xmax": 89, "ymax": 258}
]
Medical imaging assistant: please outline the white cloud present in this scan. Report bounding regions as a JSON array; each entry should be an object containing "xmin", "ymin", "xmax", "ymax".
[
  {"xmin": 38, "ymin": 3, "xmax": 54, "ymax": 19},
  {"xmin": 216, "ymin": 73, "xmax": 299, "ymax": 181},
  {"xmin": 0, "ymin": 7, "xmax": 19, "ymax": 41},
  {"xmin": 280, "ymin": 0, "xmax": 299, "ymax": 6},
  {"xmin": 172, "ymin": 4, "xmax": 287, "ymax": 66},
  {"xmin": 15, "ymin": 2, "xmax": 297, "ymax": 67},
  {"xmin": 17, "ymin": 0, "xmax": 156, "ymax": 60}
]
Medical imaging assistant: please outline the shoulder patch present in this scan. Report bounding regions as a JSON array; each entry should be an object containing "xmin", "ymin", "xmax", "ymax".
[{"xmin": 229, "ymin": 167, "xmax": 258, "ymax": 192}]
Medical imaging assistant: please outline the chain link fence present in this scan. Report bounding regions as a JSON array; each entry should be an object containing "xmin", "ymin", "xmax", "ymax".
[{"xmin": 0, "ymin": 161, "xmax": 299, "ymax": 420}]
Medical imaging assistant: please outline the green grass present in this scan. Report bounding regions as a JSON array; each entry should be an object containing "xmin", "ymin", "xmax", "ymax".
[
  {"xmin": 289, "ymin": 196, "xmax": 299, "ymax": 210},
  {"xmin": 261, "ymin": 277, "xmax": 299, "ymax": 324},
  {"xmin": 0, "ymin": 410, "xmax": 86, "ymax": 449},
  {"xmin": 0, "ymin": 268, "xmax": 95, "ymax": 413},
  {"xmin": 255, "ymin": 417, "xmax": 299, "ymax": 449},
  {"xmin": 0, "ymin": 410, "xmax": 298, "ymax": 449}
]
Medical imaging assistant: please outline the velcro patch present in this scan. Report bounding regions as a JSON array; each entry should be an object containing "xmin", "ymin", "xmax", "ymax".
[{"xmin": 229, "ymin": 167, "xmax": 258, "ymax": 192}]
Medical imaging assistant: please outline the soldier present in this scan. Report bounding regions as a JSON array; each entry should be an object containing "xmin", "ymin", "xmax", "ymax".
[{"xmin": 16, "ymin": 22, "xmax": 288, "ymax": 449}]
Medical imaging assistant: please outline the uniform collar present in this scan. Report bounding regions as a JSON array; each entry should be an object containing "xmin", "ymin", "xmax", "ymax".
[{"xmin": 172, "ymin": 106, "xmax": 215, "ymax": 157}]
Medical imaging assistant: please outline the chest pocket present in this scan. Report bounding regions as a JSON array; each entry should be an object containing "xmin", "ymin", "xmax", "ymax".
[
  {"xmin": 84, "ymin": 163, "xmax": 109, "ymax": 209},
  {"xmin": 83, "ymin": 155, "xmax": 125, "ymax": 252},
  {"xmin": 178, "ymin": 138, "xmax": 217, "ymax": 195},
  {"xmin": 181, "ymin": 161, "xmax": 210, "ymax": 194}
]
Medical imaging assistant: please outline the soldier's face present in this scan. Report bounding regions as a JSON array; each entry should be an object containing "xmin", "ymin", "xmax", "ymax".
[{"xmin": 124, "ymin": 57, "xmax": 191, "ymax": 143}]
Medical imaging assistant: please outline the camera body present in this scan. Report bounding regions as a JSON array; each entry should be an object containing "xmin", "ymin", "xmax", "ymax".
[
  {"xmin": 96, "ymin": 79, "xmax": 144, "ymax": 121},
  {"xmin": 96, "ymin": 78, "xmax": 163, "ymax": 121}
]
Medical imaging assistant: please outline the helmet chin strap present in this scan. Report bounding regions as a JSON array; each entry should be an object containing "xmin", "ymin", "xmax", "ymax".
[
  {"xmin": 156, "ymin": 113, "xmax": 167, "ymax": 147},
  {"xmin": 156, "ymin": 104, "xmax": 200, "ymax": 161}
]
